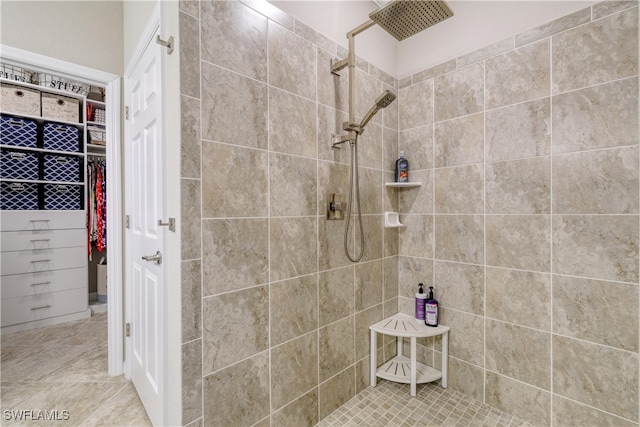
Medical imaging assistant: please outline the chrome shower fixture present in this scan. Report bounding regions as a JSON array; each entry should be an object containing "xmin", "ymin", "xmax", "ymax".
[
  {"xmin": 370, "ymin": 1, "xmax": 454, "ymax": 41},
  {"xmin": 360, "ymin": 90, "xmax": 396, "ymax": 130}
]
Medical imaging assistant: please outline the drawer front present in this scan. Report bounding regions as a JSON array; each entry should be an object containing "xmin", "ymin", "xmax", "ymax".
[
  {"xmin": 1, "ymin": 210, "xmax": 85, "ymax": 231},
  {"xmin": 1, "ymin": 228, "xmax": 86, "ymax": 252},
  {"xmin": 1, "ymin": 267, "xmax": 86, "ymax": 299},
  {"xmin": 1, "ymin": 246, "xmax": 86, "ymax": 276},
  {"xmin": 1, "ymin": 288, "xmax": 87, "ymax": 327}
]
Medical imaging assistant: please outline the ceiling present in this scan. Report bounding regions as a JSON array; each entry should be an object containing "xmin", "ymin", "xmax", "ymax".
[{"xmin": 269, "ymin": 1, "xmax": 596, "ymax": 78}]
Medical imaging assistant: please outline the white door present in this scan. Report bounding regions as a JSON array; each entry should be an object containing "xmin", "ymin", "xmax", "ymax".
[{"xmin": 125, "ymin": 27, "xmax": 165, "ymax": 427}]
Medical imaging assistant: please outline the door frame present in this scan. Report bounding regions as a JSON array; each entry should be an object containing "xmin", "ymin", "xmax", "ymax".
[
  {"xmin": 123, "ymin": 2, "xmax": 182, "ymax": 424},
  {"xmin": 0, "ymin": 45, "xmax": 124, "ymax": 375}
]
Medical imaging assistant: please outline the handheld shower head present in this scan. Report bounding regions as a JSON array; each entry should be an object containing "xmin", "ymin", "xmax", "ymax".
[{"xmin": 359, "ymin": 90, "xmax": 396, "ymax": 131}]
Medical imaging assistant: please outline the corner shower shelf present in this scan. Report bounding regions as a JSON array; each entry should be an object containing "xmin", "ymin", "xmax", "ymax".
[
  {"xmin": 385, "ymin": 182, "xmax": 422, "ymax": 188},
  {"xmin": 370, "ymin": 313, "xmax": 450, "ymax": 396}
]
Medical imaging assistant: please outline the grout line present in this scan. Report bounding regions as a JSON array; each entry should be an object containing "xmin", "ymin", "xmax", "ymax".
[
  {"xmin": 549, "ymin": 34, "xmax": 554, "ymax": 426},
  {"xmin": 482, "ymin": 57, "xmax": 488, "ymax": 406}
]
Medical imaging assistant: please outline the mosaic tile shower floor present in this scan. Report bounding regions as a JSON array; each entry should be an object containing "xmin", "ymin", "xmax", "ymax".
[{"xmin": 318, "ymin": 380, "xmax": 534, "ymax": 427}]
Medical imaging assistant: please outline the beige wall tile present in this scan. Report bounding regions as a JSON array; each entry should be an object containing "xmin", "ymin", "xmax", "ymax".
[
  {"xmin": 553, "ymin": 275, "xmax": 639, "ymax": 351},
  {"xmin": 270, "ymin": 275, "xmax": 318, "ymax": 346},
  {"xmin": 269, "ymin": 21, "xmax": 315, "ymax": 100},
  {"xmin": 553, "ymin": 215, "xmax": 639, "ymax": 283},
  {"xmin": 270, "ymin": 217, "xmax": 318, "ymax": 282},
  {"xmin": 202, "ymin": 141, "xmax": 268, "ymax": 218},
  {"xmin": 435, "ymin": 164, "xmax": 484, "ymax": 214},
  {"xmin": 203, "ymin": 352, "xmax": 270, "ymax": 426},
  {"xmin": 355, "ymin": 305, "xmax": 384, "ymax": 360},
  {"xmin": 447, "ymin": 357, "xmax": 484, "ymax": 402},
  {"xmin": 318, "ymin": 367, "xmax": 355, "ymax": 420},
  {"xmin": 485, "ymin": 371, "xmax": 551, "ymax": 426},
  {"xmin": 355, "ymin": 68, "xmax": 384, "ymax": 126},
  {"xmin": 201, "ymin": 62, "xmax": 268, "ymax": 149},
  {"xmin": 515, "ymin": 7, "xmax": 591, "ymax": 47},
  {"xmin": 458, "ymin": 37, "xmax": 513, "ymax": 68},
  {"xmin": 271, "ymin": 389, "xmax": 318, "ymax": 427},
  {"xmin": 202, "ymin": 218, "xmax": 268, "ymax": 296},
  {"xmin": 359, "ymin": 215, "xmax": 384, "ymax": 262},
  {"xmin": 319, "ymin": 266, "xmax": 354, "ymax": 327},
  {"xmin": 270, "ymin": 153, "xmax": 317, "ymax": 217},
  {"xmin": 179, "ymin": 11, "xmax": 200, "ymax": 99},
  {"xmin": 435, "ymin": 215, "xmax": 484, "ymax": 265},
  {"xmin": 434, "ymin": 113, "xmax": 484, "ymax": 168},
  {"xmin": 398, "ymin": 257, "xmax": 433, "ymax": 301},
  {"xmin": 592, "ymin": 1, "xmax": 638, "ymax": 19},
  {"xmin": 318, "ymin": 215, "xmax": 352, "ymax": 271},
  {"xmin": 399, "ymin": 125, "xmax": 433, "ymax": 170},
  {"xmin": 383, "ymin": 257, "xmax": 399, "ymax": 301},
  {"xmin": 486, "ymin": 267, "xmax": 550, "ymax": 330},
  {"xmin": 486, "ymin": 157, "xmax": 551, "ymax": 214},
  {"xmin": 181, "ymin": 260, "xmax": 202, "ymax": 343},
  {"xmin": 553, "ymin": 395, "xmax": 637, "ymax": 427},
  {"xmin": 271, "ymin": 332, "xmax": 318, "ymax": 410},
  {"xmin": 180, "ymin": 95, "xmax": 201, "ymax": 179},
  {"xmin": 486, "ymin": 319, "xmax": 550, "ymax": 389},
  {"xmin": 486, "ymin": 98, "xmax": 550, "ymax": 162},
  {"xmin": 319, "ymin": 316, "xmax": 355, "ymax": 382},
  {"xmin": 317, "ymin": 48, "xmax": 348, "ymax": 114},
  {"xmin": 382, "ymin": 127, "xmax": 399, "ymax": 174},
  {"xmin": 399, "ymin": 80, "xmax": 433, "ymax": 130},
  {"xmin": 355, "ymin": 260, "xmax": 383, "ymax": 311},
  {"xmin": 202, "ymin": 286, "xmax": 269, "ymax": 373},
  {"xmin": 181, "ymin": 179, "xmax": 201, "ymax": 260},
  {"xmin": 434, "ymin": 62, "xmax": 484, "ymax": 121},
  {"xmin": 553, "ymin": 335, "xmax": 639, "ymax": 419},
  {"xmin": 553, "ymin": 7, "xmax": 638, "ymax": 93},
  {"xmin": 486, "ymin": 215, "xmax": 550, "ymax": 272},
  {"xmin": 486, "ymin": 40, "xmax": 550, "ymax": 109},
  {"xmin": 317, "ymin": 105, "xmax": 350, "ymax": 164},
  {"xmin": 201, "ymin": 1, "xmax": 267, "ymax": 81},
  {"xmin": 434, "ymin": 261, "xmax": 484, "ymax": 315},
  {"xmin": 399, "ymin": 170, "xmax": 433, "ymax": 214},
  {"xmin": 439, "ymin": 308, "xmax": 484, "ymax": 366},
  {"xmin": 356, "ymin": 122, "xmax": 383, "ymax": 170},
  {"xmin": 552, "ymin": 78, "xmax": 639, "ymax": 154},
  {"xmin": 182, "ymin": 339, "xmax": 202, "ymax": 425},
  {"xmin": 399, "ymin": 215, "xmax": 433, "ymax": 258},
  {"xmin": 269, "ymin": 88, "xmax": 317, "ymax": 158},
  {"xmin": 179, "ymin": 0, "xmax": 199, "ymax": 18},
  {"xmin": 357, "ymin": 167, "xmax": 383, "ymax": 215},
  {"xmin": 553, "ymin": 146, "xmax": 639, "ymax": 214}
]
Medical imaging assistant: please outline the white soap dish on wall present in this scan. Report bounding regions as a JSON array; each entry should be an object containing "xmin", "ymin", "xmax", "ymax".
[{"xmin": 385, "ymin": 212, "xmax": 404, "ymax": 228}]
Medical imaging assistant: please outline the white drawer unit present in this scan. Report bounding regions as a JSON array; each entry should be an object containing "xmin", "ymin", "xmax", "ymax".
[
  {"xmin": 1, "ymin": 246, "xmax": 86, "ymax": 276},
  {"xmin": 1, "ymin": 228, "xmax": 85, "ymax": 252},
  {"xmin": 1, "ymin": 210, "xmax": 89, "ymax": 333},
  {"xmin": 0, "ymin": 210, "xmax": 85, "ymax": 231},
  {"xmin": 1, "ymin": 288, "xmax": 87, "ymax": 327},
  {"xmin": 1, "ymin": 267, "xmax": 87, "ymax": 299}
]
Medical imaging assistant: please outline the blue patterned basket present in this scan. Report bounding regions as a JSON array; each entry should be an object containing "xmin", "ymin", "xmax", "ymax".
[
  {"xmin": 44, "ymin": 184, "xmax": 82, "ymax": 210},
  {"xmin": 0, "ymin": 115, "xmax": 38, "ymax": 148},
  {"xmin": 1, "ymin": 181, "xmax": 38, "ymax": 210},
  {"xmin": 42, "ymin": 123, "xmax": 80, "ymax": 152},
  {"xmin": 0, "ymin": 149, "xmax": 39, "ymax": 181},
  {"xmin": 44, "ymin": 154, "xmax": 81, "ymax": 182}
]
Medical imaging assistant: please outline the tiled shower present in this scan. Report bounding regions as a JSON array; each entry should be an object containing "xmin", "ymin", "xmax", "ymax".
[{"xmin": 178, "ymin": 1, "xmax": 639, "ymax": 426}]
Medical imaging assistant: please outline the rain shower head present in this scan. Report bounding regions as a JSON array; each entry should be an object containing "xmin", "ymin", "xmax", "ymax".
[
  {"xmin": 359, "ymin": 90, "xmax": 396, "ymax": 130},
  {"xmin": 369, "ymin": 1, "xmax": 454, "ymax": 41}
]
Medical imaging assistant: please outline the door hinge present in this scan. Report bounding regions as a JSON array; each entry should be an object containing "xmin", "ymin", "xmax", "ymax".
[
  {"xmin": 125, "ymin": 106, "xmax": 129, "ymax": 120},
  {"xmin": 125, "ymin": 214, "xmax": 130, "ymax": 229},
  {"xmin": 125, "ymin": 323, "xmax": 131, "ymax": 337}
]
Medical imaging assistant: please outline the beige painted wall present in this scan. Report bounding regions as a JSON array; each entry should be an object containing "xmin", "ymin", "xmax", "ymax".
[
  {"xmin": 123, "ymin": 0, "xmax": 157, "ymax": 70},
  {"xmin": 0, "ymin": 1, "xmax": 124, "ymax": 75}
]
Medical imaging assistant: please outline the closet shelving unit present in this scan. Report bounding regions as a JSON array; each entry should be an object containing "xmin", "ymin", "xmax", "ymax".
[
  {"xmin": 86, "ymin": 98, "xmax": 106, "ymax": 156},
  {"xmin": 0, "ymin": 77, "xmax": 91, "ymax": 334}
]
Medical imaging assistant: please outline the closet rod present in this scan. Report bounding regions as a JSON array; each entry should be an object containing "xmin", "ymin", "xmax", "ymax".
[{"xmin": 88, "ymin": 153, "xmax": 106, "ymax": 158}]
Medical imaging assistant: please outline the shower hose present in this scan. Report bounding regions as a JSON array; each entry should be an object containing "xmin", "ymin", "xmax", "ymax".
[{"xmin": 344, "ymin": 134, "xmax": 365, "ymax": 262}]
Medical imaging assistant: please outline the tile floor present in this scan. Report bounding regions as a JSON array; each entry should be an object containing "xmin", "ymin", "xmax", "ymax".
[
  {"xmin": 318, "ymin": 380, "xmax": 533, "ymax": 427},
  {"xmin": 2, "ymin": 314, "xmax": 528, "ymax": 427},
  {"xmin": 0, "ymin": 313, "xmax": 151, "ymax": 427}
]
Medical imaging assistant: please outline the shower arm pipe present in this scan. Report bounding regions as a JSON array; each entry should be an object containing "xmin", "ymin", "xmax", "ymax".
[{"xmin": 331, "ymin": 19, "xmax": 376, "ymax": 146}]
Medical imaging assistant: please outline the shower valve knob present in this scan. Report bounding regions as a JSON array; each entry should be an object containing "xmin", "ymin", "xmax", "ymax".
[{"xmin": 327, "ymin": 193, "xmax": 345, "ymax": 220}]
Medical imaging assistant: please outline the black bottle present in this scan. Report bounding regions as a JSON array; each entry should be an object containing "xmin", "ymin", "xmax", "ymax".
[{"xmin": 395, "ymin": 150, "xmax": 408, "ymax": 183}]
